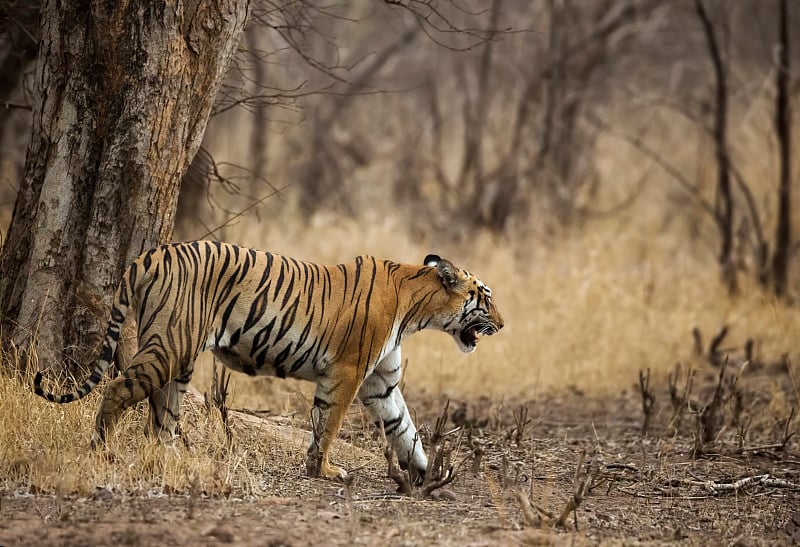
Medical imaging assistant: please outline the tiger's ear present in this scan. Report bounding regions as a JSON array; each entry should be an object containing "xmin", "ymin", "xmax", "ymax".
[
  {"xmin": 424, "ymin": 254, "xmax": 459, "ymax": 288},
  {"xmin": 423, "ymin": 254, "xmax": 441, "ymax": 267},
  {"xmin": 435, "ymin": 259, "xmax": 459, "ymax": 289}
]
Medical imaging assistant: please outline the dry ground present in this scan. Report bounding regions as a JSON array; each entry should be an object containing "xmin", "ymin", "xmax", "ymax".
[{"xmin": 1, "ymin": 359, "xmax": 798, "ymax": 546}]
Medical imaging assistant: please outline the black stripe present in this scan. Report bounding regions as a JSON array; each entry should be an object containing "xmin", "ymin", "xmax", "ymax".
[
  {"xmin": 364, "ymin": 382, "xmax": 398, "ymax": 401},
  {"xmin": 275, "ymin": 295, "xmax": 300, "ymax": 343},
  {"xmin": 383, "ymin": 415, "xmax": 402, "ymax": 434},
  {"xmin": 251, "ymin": 316, "xmax": 277, "ymax": 356}
]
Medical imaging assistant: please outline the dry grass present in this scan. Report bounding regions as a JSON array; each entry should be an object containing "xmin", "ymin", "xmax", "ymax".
[{"xmin": 0, "ymin": 361, "xmax": 373, "ymax": 496}]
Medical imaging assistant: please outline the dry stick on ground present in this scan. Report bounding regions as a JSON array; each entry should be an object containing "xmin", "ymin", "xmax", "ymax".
[
  {"xmin": 556, "ymin": 451, "xmax": 599, "ymax": 530},
  {"xmin": 515, "ymin": 451, "xmax": 599, "ymax": 530},
  {"xmin": 708, "ymin": 325, "xmax": 730, "ymax": 367},
  {"xmin": 668, "ymin": 363, "xmax": 695, "ymax": 434},
  {"xmin": 692, "ymin": 327, "xmax": 704, "ymax": 357},
  {"xmin": 638, "ymin": 368, "xmax": 655, "ymax": 437},
  {"xmin": 677, "ymin": 473, "xmax": 800, "ymax": 495},
  {"xmin": 693, "ymin": 356, "xmax": 748, "ymax": 455},
  {"xmin": 508, "ymin": 405, "xmax": 531, "ymax": 445},
  {"xmin": 186, "ymin": 388, "xmax": 378, "ymax": 473},
  {"xmin": 470, "ymin": 441, "xmax": 484, "ymax": 477},
  {"xmin": 693, "ymin": 325, "xmax": 755, "ymax": 369},
  {"xmin": 513, "ymin": 488, "xmax": 555, "ymax": 528},
  {"xmin": 380, "ymin": 422, "xmax": 414, "ymax": 496},
  {"xmin": 737, "ymin": 406, "xmax": 796, "ymax": 454},
  {"xmin": 639, "ymin": 473, "xmax": 800, "ymax": 499},
  {"xmin": 692, "ymin": 325, "xmax": 731, "ymax": 367},
  {"xmin": 696, "ymin": 357, "xmax": 728, "ymax": 451},
  {"xmin": 382, "ymin": 402, "xmax": 464, "ymax": 499}
]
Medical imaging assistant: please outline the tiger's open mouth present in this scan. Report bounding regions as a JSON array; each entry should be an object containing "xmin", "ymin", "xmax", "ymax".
[{"xmin": 459, "ymin": 321, "xmax": 498, "ymax": 350}]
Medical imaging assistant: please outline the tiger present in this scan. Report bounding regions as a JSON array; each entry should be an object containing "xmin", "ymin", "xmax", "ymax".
[{"xmin": 34, "ymin": 241, "xmax": 504, "ymax": 480}]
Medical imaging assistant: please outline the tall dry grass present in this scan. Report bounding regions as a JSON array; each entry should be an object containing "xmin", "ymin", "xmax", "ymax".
[{"xmin": 0, "ymin": 357, "xmax": 373, "ymax": 494}]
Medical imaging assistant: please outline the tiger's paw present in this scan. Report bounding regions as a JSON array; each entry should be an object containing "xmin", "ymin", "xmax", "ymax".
[
  {"xmin": 320, "ymin": 462, "xmax": 348, "ymax": 481},
  {"xmin": 306, "ymin": 454, "xmax": 348, "ymax": 480}
]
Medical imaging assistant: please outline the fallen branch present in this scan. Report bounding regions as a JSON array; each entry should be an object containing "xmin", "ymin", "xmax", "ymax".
[
  {"xmin": 185, "ymin": 388, "xmax": 374, "ymax": 461},
  {"xmin": 674, "ymin": 473, "xmax": 799, "ymax": 495}
]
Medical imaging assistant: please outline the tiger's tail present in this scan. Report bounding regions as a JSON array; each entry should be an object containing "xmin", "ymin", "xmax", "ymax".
[{"xmin": 34, "ymin": 271, "xmax": 134, "ymax": 404}]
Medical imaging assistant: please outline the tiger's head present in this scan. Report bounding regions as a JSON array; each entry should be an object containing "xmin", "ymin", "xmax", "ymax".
[{"xmin": 423, "ymin": 254, "xmax": 504, "ymax": 353}]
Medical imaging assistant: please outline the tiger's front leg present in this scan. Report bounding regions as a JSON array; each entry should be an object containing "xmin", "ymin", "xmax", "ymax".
[
  {"xmin": 358, "ymin": 348, "xmax": 427, "ymax": 480},
  {"xmin": 306, "ymin": 368, "xmax": 360, "ymax": 480}
]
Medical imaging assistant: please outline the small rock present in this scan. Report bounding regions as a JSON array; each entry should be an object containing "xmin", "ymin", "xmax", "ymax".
[
  {"xmin": 92, "ymin": 487, "xmax": 114, "ymax": 501},
  {"xmin": 429, "ymin": 489, "xmax": 458, "ymax": 502},
  {"xmin": 204, "ymin": 524, "xmax": 235, "ymax": 543}
]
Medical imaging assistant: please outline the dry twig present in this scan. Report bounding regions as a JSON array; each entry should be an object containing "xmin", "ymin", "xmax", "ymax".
[
  {"xmin": 638, "ymin": 368, "xmax": 655, "ymax": 437},
  {"xmin": 736, "ymin": 406, "xmax": 796, "ymax": 454},
  {"xmin": 673, "ymin": 473, "xmax": 799, "ymax": 495},
  {"xmin": 555, "ymin": 452, "xmax": 599, "ymax": 529},
  {"xmin": 514, "ymin": 451, "xmax": 599, "ymax": 531},
  {"xmin": 668, "ymin": 363, "xmax": 694, "ymax": 434},
  {"xmin": 508, "ymin": 405, "xmax": 532, "ymax": 445},
  {"xmin": 382, "ymin": 401, "xmax": 465, "ymax": 499}
]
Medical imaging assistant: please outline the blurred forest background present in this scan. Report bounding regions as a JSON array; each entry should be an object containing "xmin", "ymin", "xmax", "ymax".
[{"xmin": 1, "ymin": 0, "xmax": 799, "ymax": 401}]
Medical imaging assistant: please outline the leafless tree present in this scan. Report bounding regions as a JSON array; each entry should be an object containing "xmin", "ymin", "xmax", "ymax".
[
  {"xmin": 694, "ymin": 0, "xmax": 737, "ymax": 294},
  {"xmin": 772, "ymin": 0, "xmax": 792, "ymax": 298}
]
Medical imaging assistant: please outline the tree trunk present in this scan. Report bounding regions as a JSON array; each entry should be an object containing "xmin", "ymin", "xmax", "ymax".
[
  {"xmin": 772, "ymin": 0, "xmax": 791, "ymax": 298},
  {"xmin": 694, "ymin": 0, "xmax": 737, "ymax": 295},
  {"xmin": 246, "ymin": 27, "xmax": 268, "ymax": 183},
  {"xmin": 0, "ymin": 0, "xmax": 250, "ymax": 375}
]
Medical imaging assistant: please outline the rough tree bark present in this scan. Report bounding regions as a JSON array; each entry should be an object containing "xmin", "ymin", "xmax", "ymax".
[
  {"xmin": 0, "ymin": 1, "xmax": 39, "ymax": 127},
  {"xmin": 0, "ymin": 0, "xmax": 250, "ymax": 374}
]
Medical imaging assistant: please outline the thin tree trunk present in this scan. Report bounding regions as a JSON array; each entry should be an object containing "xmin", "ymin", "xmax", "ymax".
[
  {"xmin": 0, "ymin": 0, "xmax": 250, "ymax": 374},
  {"xmin": 772, "ymin": 0, "xmax": 791, "ymax": 298},
  {"xmin": 247, "ymin": 28, "xmax": 268, "ymax": 182},
  {"xmin": 694, "ymin": 0, "xmax": 736, "ymax": 294},
  {"xmin": 0, "ymin": 2, "xmax": 39, "ymax": 130}
]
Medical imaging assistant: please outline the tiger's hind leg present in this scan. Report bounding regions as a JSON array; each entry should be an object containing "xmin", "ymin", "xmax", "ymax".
[
  {"xmin": 358, "ymin": 348, "xmax": 427, "ymax": 482},
  {"xmin": 92, "ymin": 355, "xmax": 173, "ymax": 448},
  {"xmin": 147, "ymin": 369, "xmax": 192, "ymax": 444}
]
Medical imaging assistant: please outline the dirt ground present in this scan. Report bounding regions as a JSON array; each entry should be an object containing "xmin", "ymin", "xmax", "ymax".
[{"xmin": 2, "ymin": 365, "xmax": 799, "ymax": 546}]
